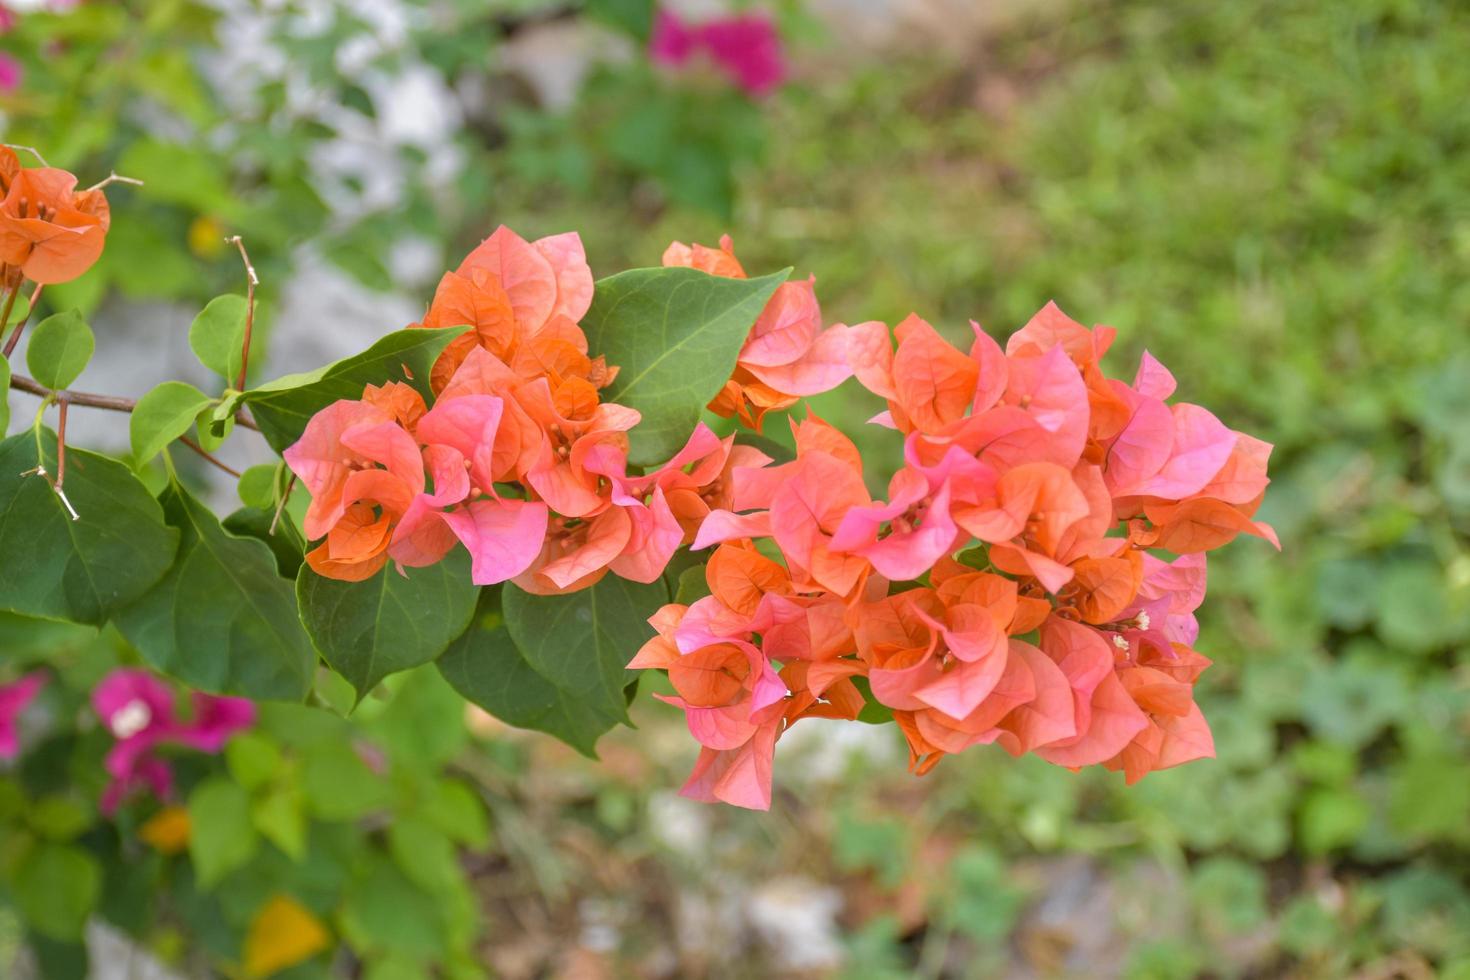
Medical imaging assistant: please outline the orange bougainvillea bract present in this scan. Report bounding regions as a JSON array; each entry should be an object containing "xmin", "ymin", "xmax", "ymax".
[
  {"xmin": 286, "ymin": 228, "xmax": 1276, "ymax": 809},
  {"xmin": 640, "ymin": 299, "xmax": 1276, "ymax": 809},
  {"xmin": 0, "ymin": 147, "xmax": 111, "ymax": 287}
]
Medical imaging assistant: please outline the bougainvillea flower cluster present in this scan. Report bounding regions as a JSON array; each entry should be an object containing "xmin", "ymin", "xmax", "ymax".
[
  {"xmin": 286, "ymin": 226, "xmax": 752, "ymax": 593},
  {"xmin": 632, "ymin": 301, "xmax": 1276, "ymax": 809},
  {"xmin": 92, "ymin": 669, "xmax": 255, "ymax": 814},
  {"xmin": 0, "ymin": 146, "xmax": 111, "ymax": 287},
  {"xmin": 663, "ymin": 234, "xmax": 855, "ymax": 428},
  {"xmin": 649, "ymin": 8, "xmax": 787, "ymax": 99}
]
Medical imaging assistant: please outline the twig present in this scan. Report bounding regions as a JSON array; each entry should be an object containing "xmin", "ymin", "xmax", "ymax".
[
  {"xmin": 2, "ymin": 283, "xmax": 44, "ymax": 358},
  {"xmin": 0, "ymin": 287, "xmax": 17, "ymax": 353},
  {"xmin": 3, "ymin": 144, "xmax": 49, "ymax": 167},
  {"xmin": 55, "ymin": 397, "xmax": 69, "ymax": 488},
  {"xmin": 86, "ymin": 172, "xmax": 144, "ymax": 192},
  {"xmin": 48, "ymin": 398, "xmax": 80, "ymax": 520},
  {"xmin": 8, "ymin": 372, "xmax": 260, "ymax": 430},
  {"xmin": 177, "ymin": 435, "xmax": 241, "ymax": 478},
  {"xmin": 225, "ymin": 235, "xmax": 258, "ymax": 390},
  {"xmin": 269, "ymin": 474, "xmax": 297, "ymax": 535}
]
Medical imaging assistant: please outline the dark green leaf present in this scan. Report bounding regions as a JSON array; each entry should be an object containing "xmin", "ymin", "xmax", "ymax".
[
  {"xmin": 221, "ymin": 505, "xmax": 305, "ymax": 579},
  {"xmin": 113, "ymin": 480, "xmax": 314, "ymax": 700},
  {"xmin": 585, "ymin": 0, "xmax": 655, "ymax": 38},
  {"xmin": 129, "ymin": 381, "xmax": 214, "ymax": 465},
  {"xmin": 438, "ymin": 587, "xmax": 630, "ymax": 756},
  {"xmin": 672, "ymin": 564, "xmax": 711, "ymax": 605},
  {"xmin": 25, "ymin": 310, "xmax": 94, "ymax": 390},
  {"xmin": 582, "ymin": 267, "xmax": 787, "ymax": 465},
  {"xmin": 0, "ymin": 429, "xmax": 178, "ymax": 624},
  {"xmin": 242, "ymin": 327, "xmax": 466, "ymax": 454},
  {"xmin": 296, "ymin": 548, "xmax": 479, "ymax": 698},
  {"xmin": 189, "ymin": 294, "xmax": 249, "ymax": 382}
]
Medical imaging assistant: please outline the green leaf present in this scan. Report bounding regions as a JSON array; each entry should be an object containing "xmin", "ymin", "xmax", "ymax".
[
  {"xmin": 582, "ymin": 266, "xmax": 788, "ymax": 464},
  {"xmin": 113, "ymin": 480, "xmax": 314, "ymax": 700},
  {"xmin": 252, "ymin": 783, "xmax": 307, "ymax": 861},
  {"xmin": 189, "ymin": 294, "xmax": 249, "ymax": 382},
  {"xmin": 12, "ymin": 842, "xmax": 101, "ymax": 940},
  {"xmin": 242, "ymin": 326, "xmax": 466, "ymax": 454},
  {"xmin": 25, "ymin": 310, "xmax": 94, "ymax": 390},
  {"xmin": 0, "ymin": 430, "xmax": 179, "ymax": 624},
  {"xmin": 296, "ymin": 548, "xmax": 479, "ymax": 698},
  {"xmin": 301, "ymin": 740, "xmax": 390, "ymax": 821},
  {"xmin": 225, "ymin": 732, "xmax": 284, "ymax": 792},
  {"xmin": 221, "ymin": 505, "xmax": 306, "ymax": 580},
  {"xmin": 340, "ymin": 857, "xmax": 446, "ymax": 960},
  {"xmin": 672, "ymin": 563, "xmax": 711, "ymax": 605},
  {"xmin": 388, "ymin": 815, "xmax": 461, "ymax": 893},
  {"xmin": 237, "ymin": 463, "xmax": 280, "ymax": 510},
  {"xmin": 585, "ymin": 0, "xmax": 655, "ymax": 38},
  {"xmin": 437, "ymin": 578, "xmax": 663, "ymax": 756},
  {"xmin": 421, "ymin": 780, "xmax": 490, "ymax": 850},
  {"xmin": 194, "ymin": 400, "xmax": 234, "ymax": 452},
  {"xmin": 129, "ymin": 381, "xmax": 214, "ymax": 465},
  {"xmin": 1, "ymin": 352, "xmax": 10, "ymax": 433},
  {"xmin": 188, "ymin": 778, "xmax": 258, "ymax": 888}
]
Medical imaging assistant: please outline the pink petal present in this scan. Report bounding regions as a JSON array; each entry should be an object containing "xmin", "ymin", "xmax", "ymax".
[
  {"xmin": 610, "ymin": 487, "xmax": 685, "ymax": 583},
  {"xmin": 175, "ymin": 694, "xmax": 255, "ymax": 752},
  {"xmin": 1004, "ymin": 346, "xmax": 1089, "ymax": 465},
  {"xmin": 440, "ymin": 499, "xmax": 550, "ymax": 585},
  {"xmin": 456, "ymin": 226, "xmax": 558, "ymax": 331},
  {"xmin": 532, "ymin": 231, "xmax": 594, "ymax": 324},
  {"xmin": 747, "ymin": 322, "xmax": 854, "ymax": 397},
  {"xmin": 915, "ymin": 650, "xmax": 1008, "ymax": 718},
  {"xmin": 416, "ymin": 395, "xmax": 505, "ymax": 494},
  {"xmin": 1130, "ymin": 403, "xmax": 1235, "ymax": 499},
  {"xmin": 968, "ymin": 321, "xmax": 1008, "ymax": 413},
  {"xmin": 1105, "ymin": 396, "xmax": 1175, "ymax": 497},
  {"xmin": 1133, "ymin": 351, "xmax": 1177, "ymax": 400},
  {"xmin": 739, "ymin": 278, "xmax": 820, "ymax": 368},
  {"xmin": 693, "ymin": 510, "xmax": 772, "ymax": 549},
  {"xmin": 679, "ymin": 718, "xmax": 781, "ymax": 810},
  {"xmin": 994, "ymin": 640, "xmax": 1076, "ymax": 755}
]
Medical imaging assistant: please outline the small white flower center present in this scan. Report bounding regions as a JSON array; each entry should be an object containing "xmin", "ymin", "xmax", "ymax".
[
  {"xmin": 1112, "ymin": 634, "xmax": 1130, "ymax": 651},
  {"xmin": 1136, "ymin": 610, "xmax": 1151, "ymax": 631},
  {"xmin": 111, "ymin": 700, "xmax": 152, "ymax": 739}
]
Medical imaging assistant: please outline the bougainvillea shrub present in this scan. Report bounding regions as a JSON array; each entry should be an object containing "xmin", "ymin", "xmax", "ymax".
[{"xmin": 0, "ymin": 141, "xmax": 1276, "ymax": 972}]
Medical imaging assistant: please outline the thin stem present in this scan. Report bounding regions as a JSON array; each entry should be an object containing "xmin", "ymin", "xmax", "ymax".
[
  {"xmin": 226, "ymin": 235, "xmax": 259, "ymax": 390},
  {"xmin": 55, "ymin": 397, "xmax": 69, "ymax": 487},
  {"xmin": 50, "ymin": 396, "xmax": 79, "ymax": 520},
  {"xmin": 0, "ymin": 287, "xmax": 17, "ymax": 353},
  {"xmin": 7, "ymin": 372, "xmax": 261, "ymax": 430},
  {"xmin": 177, "ymin": 435, "xmax": 241, "ymax": 478},
  {"xmin": 269, "ymin": 474, "xmax": 297, "ymax": 536},
  {"xmin": 3, "ymin": 144, "xmax": 49, "ymax": 167},
  {"xmin": 86, "ymin": 172, "xmax": 144, "ymax": 192},
  {"xmin": 2, "ymin": 283, "xmax": 44, "ymax": 358}
]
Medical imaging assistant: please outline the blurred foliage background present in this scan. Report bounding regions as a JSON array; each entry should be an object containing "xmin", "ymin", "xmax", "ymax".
[{"xmin": 2, "ymin": 0, "xmax": 1469, "ymax": 977}]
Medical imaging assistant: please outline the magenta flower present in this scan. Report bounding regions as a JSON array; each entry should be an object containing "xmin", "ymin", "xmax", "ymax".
[
  {"xmin": 0, "ymin": 672, "xmax": 47, "ymax": 759},
  {"xmin": 0, "ymin": 53, "xmax": 21, "ymax": 94},
  {"xmin": 92, "ymin": 669, "xmax": 256, "ymax": 814},
  {"xmin": 650, "ymin": 8, "xmax": 787, "ymax": 98}
]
